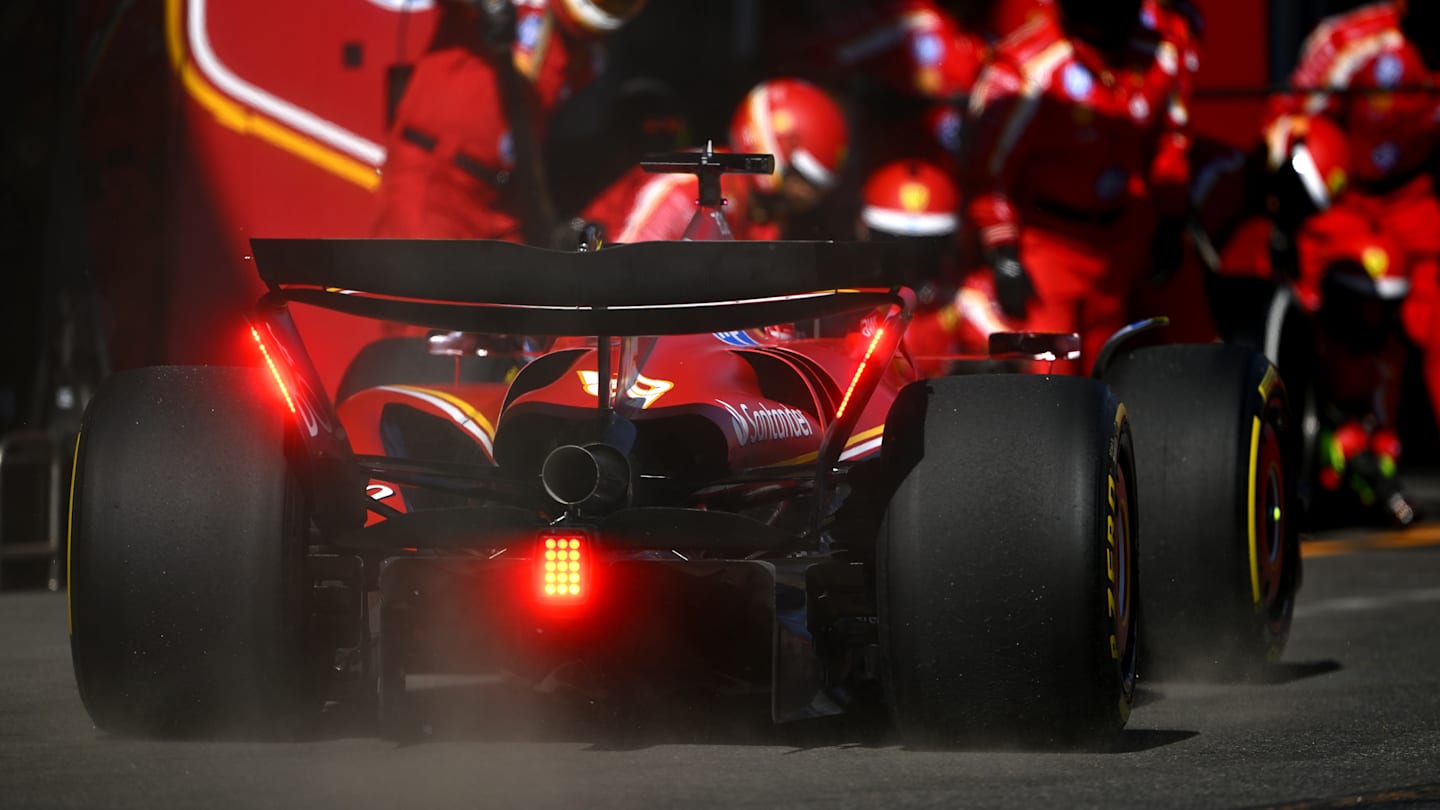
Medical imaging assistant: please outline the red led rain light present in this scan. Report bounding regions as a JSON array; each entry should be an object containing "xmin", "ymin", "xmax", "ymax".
[
  {"xmin": 538, "ymin": 534, "xmax": 588, "ymax": 602},
  {"xmin": 249, "ymin": 325, "xmax": 297, "ymax": 414}
]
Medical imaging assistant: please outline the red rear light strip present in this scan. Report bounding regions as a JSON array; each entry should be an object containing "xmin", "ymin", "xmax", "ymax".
[
  {"xmin": 250, "ymin": 325, "xmax": 297, "ymax": 414},
  {"xmin": 835, "ymin": 327, "xmax": 886, "ymax": 420}
]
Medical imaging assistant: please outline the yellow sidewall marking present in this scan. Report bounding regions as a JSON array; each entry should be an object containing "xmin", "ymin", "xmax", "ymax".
[
  {"xmin": 66, "ymin": 432, "xmax": 81, "ymax": 636},
  {"xmin": 1248, "ymin": 415, "xmax": 1262, "ymax": 606},
  {"xmin": 1258, "ymin": 364, "xmax": 1279, "ymax": 401},
  {"xmin": 1112, "ymin": 402, "xmax": 1131, "ymax": 724},
  {"xmin": 165, "ymin": 0, "xmax": 380, "ymax": 190}
]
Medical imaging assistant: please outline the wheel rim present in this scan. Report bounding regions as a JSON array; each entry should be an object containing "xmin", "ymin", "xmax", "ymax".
[
  {"xmin": 1113, "ymin": 449, "xmax": 1138, "ymax": 698},
  {"xmin": 1252, "ymin": 411, "xmax": 1291, "ymax": 633}
]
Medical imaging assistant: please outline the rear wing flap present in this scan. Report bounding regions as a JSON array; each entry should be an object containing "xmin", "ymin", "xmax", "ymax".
[{"xmin": 250, "ymin": 238, "xmax": 912, "ymax": 335}]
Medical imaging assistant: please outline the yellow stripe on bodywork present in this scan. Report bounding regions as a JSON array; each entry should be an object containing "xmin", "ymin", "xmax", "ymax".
[
  {"xmin": 165, "ymin": 0, "xmax": 380, "ymax": 190},
  {"xmin": 774, "ymin": 424, "xmax": 886, "ymax": 468},
  {"xmin": 391, "ymin": 385, "xmax": 497, "ymax": 438}
]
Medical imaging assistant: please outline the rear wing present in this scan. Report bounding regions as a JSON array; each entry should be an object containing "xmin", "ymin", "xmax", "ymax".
[{"xmin": 250, "ymin": 238, "xmax": 911, "ymax": 335}]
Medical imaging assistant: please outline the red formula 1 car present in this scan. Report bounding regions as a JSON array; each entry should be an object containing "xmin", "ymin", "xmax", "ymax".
[{"xmin": 67, "ymin": 152, "xmax": 1299, "ymax": 747}]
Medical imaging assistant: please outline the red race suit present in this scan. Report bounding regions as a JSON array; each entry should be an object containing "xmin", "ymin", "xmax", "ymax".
[
  {"xmin": 965, "ymin": 13, "xmax": 1197, "ymax": 371},
  {"xmin": 1142, "ymin": 0, "xmax": 1201, "ymax": 100},
  {"xmin": 1270, "ymin": 1, "xmax": 1440, "ymax": 428},
  {"xmin": 372, "ymin": 1, "xmax": 599, "ymax": 241}
]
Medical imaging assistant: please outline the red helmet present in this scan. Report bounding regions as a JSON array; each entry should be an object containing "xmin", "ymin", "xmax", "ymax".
[
  {"xmin": 729, "ymin": 78, "xmax": 849, "ymax": 194},
  {"xmin": 1267, "ymin": 114, "xmax": 1349, "ymax": 212},
  {"xmin": 551, "ymin": 0, "xmax": 646, "ymax": 38},
  {"xmin": 858, "ymin": 160, "xmax": 959, "ymax": 239},
  {"xmin": 1347, "ymin": 41, "xmax": 1434, "ymax": 125}
]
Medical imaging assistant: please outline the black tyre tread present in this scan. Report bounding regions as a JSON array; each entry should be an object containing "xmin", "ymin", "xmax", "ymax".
[
  {"xmin": 1106, "ymin": 343, "xmax": 1298, "ymax": 679},
  {"xmin": 69, "ymin": 366, "xmax": 313, "ymax": 737},
  {"xmin": 879, "ymin": 374, "xmax": 1135, "ymax": 748}
]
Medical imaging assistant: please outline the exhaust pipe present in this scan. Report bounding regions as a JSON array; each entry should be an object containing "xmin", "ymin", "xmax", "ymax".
[{"xmin": 541, "ymin": 443, "xmax": 631, "ymax": 513}]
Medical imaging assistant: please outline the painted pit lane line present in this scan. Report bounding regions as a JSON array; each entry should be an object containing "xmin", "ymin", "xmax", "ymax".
[{"xmin": 1301, "ymin": 523, "xmax": 1440, "ymax": 558}]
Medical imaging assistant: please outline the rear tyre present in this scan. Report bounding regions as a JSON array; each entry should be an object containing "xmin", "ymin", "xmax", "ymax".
[
  {"xmin": 69, "ymin": 366, "xmax": 316, "ymax": 736},
  {"xmin": 878, "ymin": 374, "xmax": 1138, "ymax": 748},
  {"xmin": 1105, "ymin": 344, "xmax": 1298, "ymax": 680}
]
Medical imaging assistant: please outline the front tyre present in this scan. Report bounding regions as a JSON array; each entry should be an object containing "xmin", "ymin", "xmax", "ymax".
[
  {"xmin": 878, "ymin": 374, "xmax": 1138, "ymax": 748},
  {"xmin": 69, "ymin": 366, "xmax": 317, "ymax": 737}
]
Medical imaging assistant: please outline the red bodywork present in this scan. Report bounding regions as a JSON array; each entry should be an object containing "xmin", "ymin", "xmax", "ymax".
[{"xmin": 334, "ymin": 328, "xmax": 913, "ymax": 525}]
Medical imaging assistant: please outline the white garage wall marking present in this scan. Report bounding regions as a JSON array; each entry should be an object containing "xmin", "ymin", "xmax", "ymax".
[{"xmin": 188, "ymin": 0, "xmax": 387, "ymax": 166}]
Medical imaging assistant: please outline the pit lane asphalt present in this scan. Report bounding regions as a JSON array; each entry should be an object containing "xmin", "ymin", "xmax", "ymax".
[{"xmin": 4, "ymin": 522, "xmax": 1440, "ymax": 809}]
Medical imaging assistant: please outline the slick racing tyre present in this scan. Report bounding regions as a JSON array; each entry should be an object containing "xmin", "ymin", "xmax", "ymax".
[
  {"xmin": 69, "ymin": 366, "xmax": 317, "ymax": 737},
  {"xmin": 878, "ymin": 374, "xmax": 1138, "ymax": 748},
  {"xmin": 1105, "ymin": 343, "xmax": 1298, "ymax": 680}
]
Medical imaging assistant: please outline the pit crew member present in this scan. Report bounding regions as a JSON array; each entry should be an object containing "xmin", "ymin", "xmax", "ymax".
[
  {"xmin": 371, "ymin": 0, "xmax": 644, "ymax": 243},
  {"xmin": 1307, "ymin": 236, "xmax": 1420, "ymax": 527},
  {"xmin": 963, "ymin": 0, "xmax": 1192, "ymax": 372},
  {"xmin": 1269, "ymin": 0, "xmax": 1440, "ymax": 436}
]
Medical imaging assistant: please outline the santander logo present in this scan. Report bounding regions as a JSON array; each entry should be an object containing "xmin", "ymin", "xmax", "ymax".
[{"xmin": 715, "ymin": 399, "xmax": 814, "ymax": 446}]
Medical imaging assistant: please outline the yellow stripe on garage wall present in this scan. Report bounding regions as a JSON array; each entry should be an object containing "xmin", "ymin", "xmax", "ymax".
[{"xmin": 165, "ymin": 0, "xmax": 381, "ymax": 190}]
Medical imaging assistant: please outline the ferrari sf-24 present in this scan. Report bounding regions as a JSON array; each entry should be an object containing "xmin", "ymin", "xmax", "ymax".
[{"xmin": 67, "ymin": 151, "xmax": 1300, "ymax": 747}]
